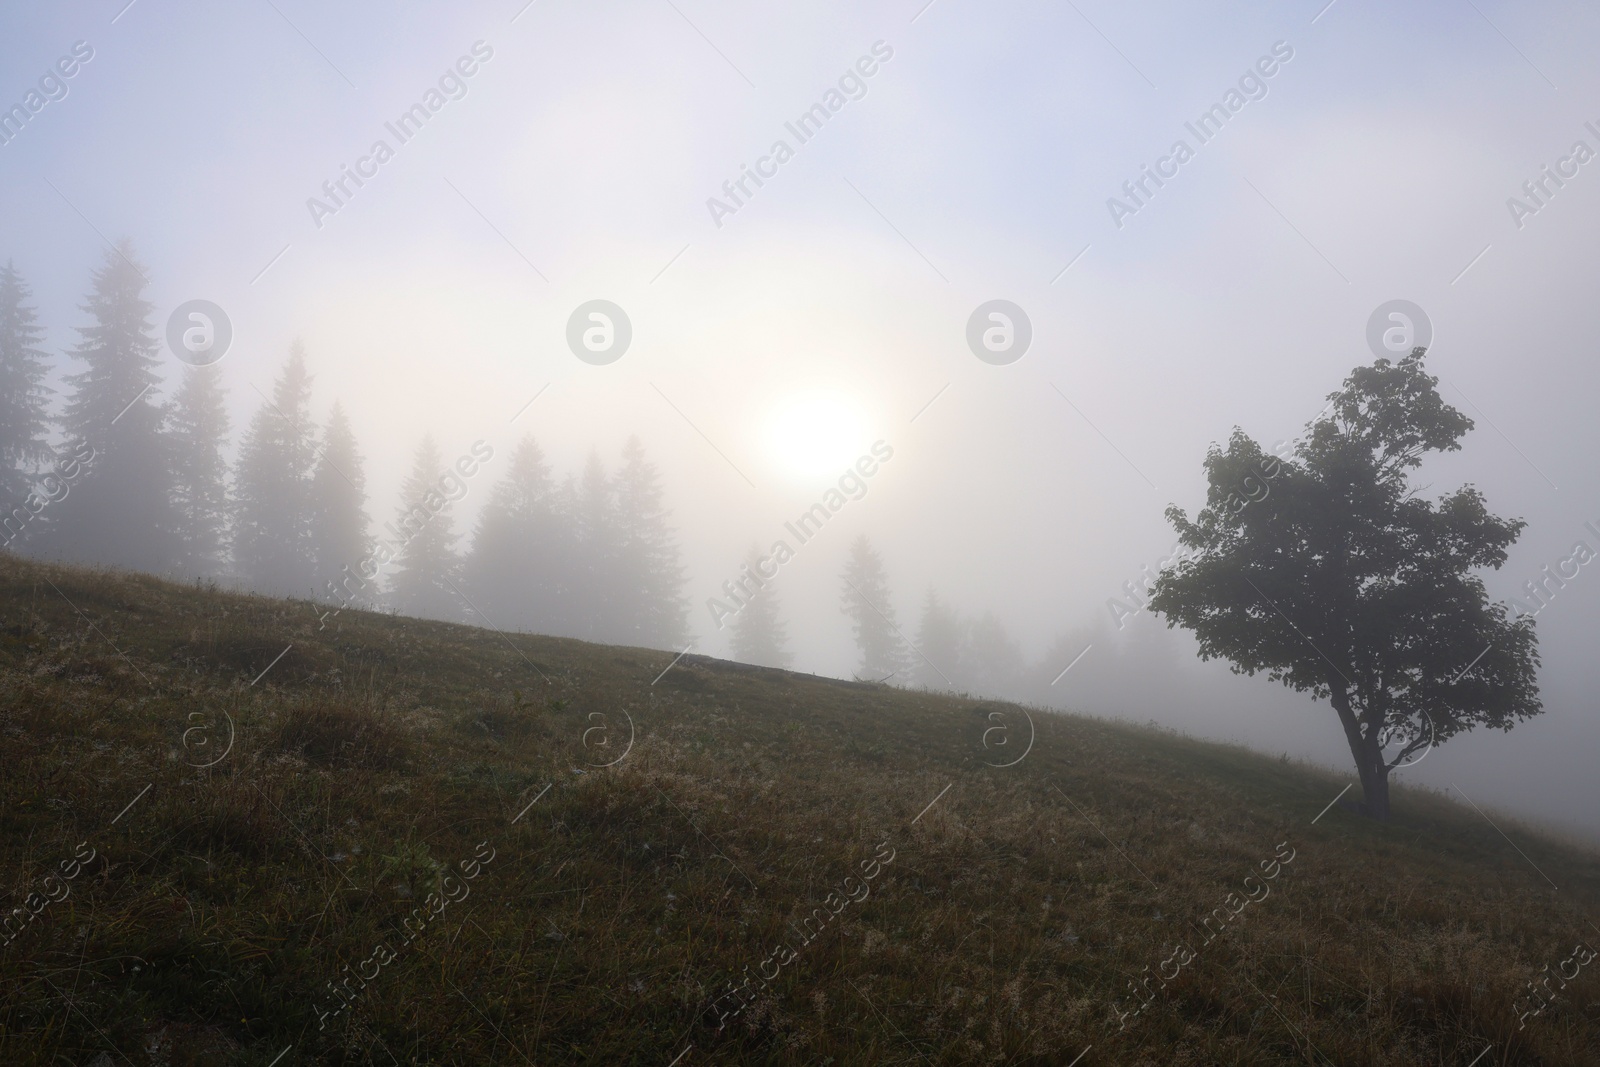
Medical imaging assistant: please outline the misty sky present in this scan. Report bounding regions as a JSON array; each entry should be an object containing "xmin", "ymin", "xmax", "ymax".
[{"xmin": 3, "ymin": 0, "xmax": 1598, "ymax": 838}]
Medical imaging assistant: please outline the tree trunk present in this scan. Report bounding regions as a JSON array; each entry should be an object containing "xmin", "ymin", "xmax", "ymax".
[
  {"xmin": 1355, "ymin": 754, "xmax": 1391, "ymax": 821},
  {"xmin": 1329, "ymin": 679, "xmax": 1391, "ymax": 821}
]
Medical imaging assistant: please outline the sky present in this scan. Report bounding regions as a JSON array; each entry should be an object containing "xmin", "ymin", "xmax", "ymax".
[{"xmin": 2, "ymin": 0, "xmax": 1598, "ymax": 838}]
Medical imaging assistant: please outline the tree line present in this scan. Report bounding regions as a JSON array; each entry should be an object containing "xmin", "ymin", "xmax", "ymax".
[
  {"xmin": 720, "ymin": 532, "xmax": 1043, "ymax": 698},
  {"xmin": 0, "ymin": 243, "xmax": 690, "ymax": 650}
]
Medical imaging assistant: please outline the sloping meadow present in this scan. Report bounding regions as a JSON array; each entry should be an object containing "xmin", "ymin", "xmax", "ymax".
[{"xmin": 0, "ymin": 554, "xmax": 1596, "ymax": 1065}]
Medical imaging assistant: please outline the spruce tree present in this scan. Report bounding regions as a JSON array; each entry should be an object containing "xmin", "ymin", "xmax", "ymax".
[
  {"xmin": 550, "ymin": 471, "xmax": 586, "ymax": 636},
  {"xmin": 168, "ymin": 365, "xmax": 231, "ymax": 577},
  {"xmin": 728, "ymin": 544, "xmax": 789, "ymax": 668},
  {"xmin": 0, "ymin": 261, "xmax": 52, "ymax": 512},
  {"xmin": 47, "ymin": 241, "xmax": 178, "ymax": 571},
  {"xmin": 571, "ymin": 449, "xmax": 619, "ymax": 641},
  {"xmin": 232, "ymin": 343, "xmax": 317, "ymax": 596},
  {"xmin": 389, "ymin": 434, "xmax": 459, "ymax": 620},
  {"xmin": 309, "ymin": 402, "xmax": 371, "ymax": 605},
  {"xmin": 913, "ymin": 589, "xmax": 964, "ymax": 689},
  {"xmin": 840, "ymin": 535, "xmax": 912, "ymax": 682},
  {"xmin": 963, "ymin": 611, "xmax": 1025, "ymax": 697},
  {"xmin": 462, "ymin": 435, "xmax": 568, "ymax": 633},
  {"xmin": 614, "ymin": 436, "xmax": 689, "ymax": 649}
]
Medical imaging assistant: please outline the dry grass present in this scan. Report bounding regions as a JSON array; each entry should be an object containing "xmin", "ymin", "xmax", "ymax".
[
  {"xmin": 271, "ymin": 698, "xmax": 412, "ymax": 771},
  {"xmin": 0, "ymin": 552, "xmax": 1597, "ymax": 1065}
]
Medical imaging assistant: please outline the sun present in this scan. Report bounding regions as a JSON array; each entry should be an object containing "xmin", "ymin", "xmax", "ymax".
[{"xmin": 765, "ymin": 394, "xmax": 870, "ymax": 481}]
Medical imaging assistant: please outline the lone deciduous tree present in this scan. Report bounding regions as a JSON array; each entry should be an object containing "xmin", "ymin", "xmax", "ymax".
[{"xmin": 1147, "ymin": 350, "xmax": 1540, "ymax": 820}]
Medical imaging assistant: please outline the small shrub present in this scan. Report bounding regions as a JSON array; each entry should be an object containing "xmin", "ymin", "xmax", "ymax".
[{"xmin": 377, "ymin": 839, "xmax": 447, "ymax": 900}]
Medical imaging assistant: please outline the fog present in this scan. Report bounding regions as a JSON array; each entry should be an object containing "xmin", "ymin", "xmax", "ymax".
[{"xmin": 3, "ymin": 0, "xmax": 1597, "ymax": 840}]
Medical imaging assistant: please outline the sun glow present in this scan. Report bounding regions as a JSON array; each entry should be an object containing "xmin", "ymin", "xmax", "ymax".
[{"xmin": 765, "ymin": 394, "xmax": 871, "ymax": 480}]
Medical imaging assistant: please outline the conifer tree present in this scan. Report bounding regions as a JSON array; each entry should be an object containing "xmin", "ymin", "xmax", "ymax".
[
  {"xmin": 551, "ymin": 471, "xmax": 586, "ymax": 635},
  {"xmin": 47, "ymin": 241, "xmax": 177, "ymax": 571},
  {"xmin": 0, "ymin": 261, "xmax": 52, "ymax": 512},
  {"xmin": 233, "ymin": 343, "xmax": 317, "ymax": 596},
  {"xmin": 571, "ymin": 449, "xmax": 619, "ymax": 641},
  {"xmin": 309, "ymin": 402, "xmax": 370, "ymax": 605},
  {"xmin": 840, "ymin": 535, "xmax": 911, "ymax": 682},
  {"xmin": 728, "ymin": 544, "xmax": 789, "ymax": 668},
  {"xmin": 963, "ymin": 611, "xmax": 1026, "ymax": 697},
  {"xmin": 168, "ymin": 365, "xmax": 231, "ymax": 577},
  {"xmin": 389, "ymin": 434, "xmax": 459, "ymax": 620},
  {"xmin": 913, "ymin": 589, "xmax": 963, "ymax": 689},
  {"xmin": 462, "ymin": 435, "xmax": 569, "ymax": 633},
  {"xmin": 1023, "ymin": 624, "xmax": 1105, "ymax": 707},
  {"xmin": 614, "ymin": 435, "xmax": 690, "ymax": 649}
]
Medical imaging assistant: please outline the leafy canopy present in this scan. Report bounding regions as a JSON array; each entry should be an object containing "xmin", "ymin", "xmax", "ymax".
[{"xmin": 1148, "ymin": 349, "xmax": 1539, "ymax": 768}]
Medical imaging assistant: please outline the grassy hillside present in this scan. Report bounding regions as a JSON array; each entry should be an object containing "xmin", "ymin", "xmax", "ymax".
[{"xmin": 0, "ymin": 554, "xmax": 1597, "ymax": 1066}]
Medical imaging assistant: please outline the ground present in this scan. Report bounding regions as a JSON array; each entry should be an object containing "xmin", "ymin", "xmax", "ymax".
[{"xmin": 0, "ymin": 553, "xmax": 1597, "ymax": 1065}]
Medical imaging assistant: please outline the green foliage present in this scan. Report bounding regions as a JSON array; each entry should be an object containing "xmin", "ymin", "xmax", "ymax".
[
  {"xmin": 1149, "ymin": 349, "xmax": 1540, "ymax": 818},
  {"xmin": 376, "ymin": 839, "xmax": 446, "ymax": 900}
]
